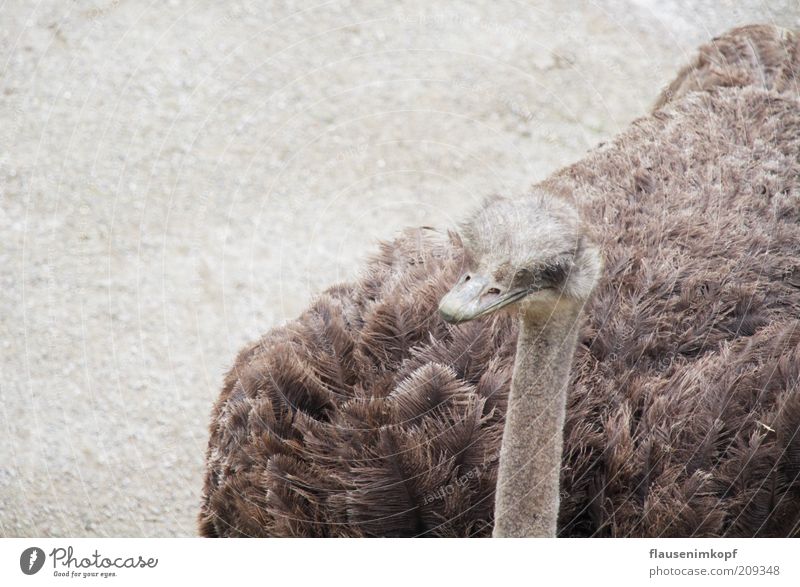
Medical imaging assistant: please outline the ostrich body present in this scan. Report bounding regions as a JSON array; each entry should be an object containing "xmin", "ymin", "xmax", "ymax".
[
  {"xmin": 653, "ymin": 24, "xmax": 799, "ymax": 109},
  {"xmin": 200, "ymin": 26, "xmax": 800, "ymax": 537}
]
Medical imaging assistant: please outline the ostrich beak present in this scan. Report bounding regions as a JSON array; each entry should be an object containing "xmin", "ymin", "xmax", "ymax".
[{"xmin": 438, "ymin": 273, "xmax": 529, "ymax": 324}]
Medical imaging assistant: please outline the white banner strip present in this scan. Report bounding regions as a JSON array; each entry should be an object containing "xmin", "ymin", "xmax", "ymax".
[{"xmin": 1, "ymin": 538, "xmax": 797, "ymax": 586}]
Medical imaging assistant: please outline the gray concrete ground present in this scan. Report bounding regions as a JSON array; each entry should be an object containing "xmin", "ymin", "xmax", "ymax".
[{"xmin": 2, "ymin": 0, "xmax": 798, "ymax": 537}]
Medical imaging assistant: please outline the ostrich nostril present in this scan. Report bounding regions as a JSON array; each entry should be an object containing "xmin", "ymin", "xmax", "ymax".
[
  {"xmin": 486, "ymin": 287, "xmax": 501, "ymax": 295},
  {"xmin": 464, "ymin": 274, "xmax": 471, "ymax": 282}
]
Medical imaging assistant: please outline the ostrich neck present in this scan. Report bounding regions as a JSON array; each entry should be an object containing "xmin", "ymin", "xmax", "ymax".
[{"xmin": 493, "ymin": 301, "xmax": 583, "ymax": 537}]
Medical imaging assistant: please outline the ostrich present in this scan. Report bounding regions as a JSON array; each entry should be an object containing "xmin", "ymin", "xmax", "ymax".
[
  {"xmin": 200, "ymin": 26, "xmax": 800, "ymax": 537},
  {"xmin": 438, "ymin": 194, "xmax": 602, "ymax": 536}
]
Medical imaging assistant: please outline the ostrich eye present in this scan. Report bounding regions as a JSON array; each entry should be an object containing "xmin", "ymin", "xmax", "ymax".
[{"xmin": 539, "ymin": 262, "xmax": 569, "ymax": 286}]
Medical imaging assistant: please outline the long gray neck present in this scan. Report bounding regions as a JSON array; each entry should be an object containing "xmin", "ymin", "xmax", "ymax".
[{"xmin": 493, "ymin": 301, "xmax": 583, "ymax": 537}]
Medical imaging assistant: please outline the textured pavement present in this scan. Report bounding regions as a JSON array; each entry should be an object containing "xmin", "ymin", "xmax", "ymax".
[{"xmin": 1, "ymin": 0, "xmax": 798, "ymax": 536}]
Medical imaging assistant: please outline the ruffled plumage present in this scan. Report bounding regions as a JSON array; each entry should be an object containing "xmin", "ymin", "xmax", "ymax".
[{"xmin": 200, "ymin": 25, "xmax": 800, "ymax": 537}]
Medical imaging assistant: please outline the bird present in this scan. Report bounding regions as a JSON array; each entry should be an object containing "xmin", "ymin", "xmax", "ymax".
[
  {"xmin": 199, "ymin": 26, "xmax": 800, "ymax": 538},
  {"xmin": 653, "ymin": 24, "xmax": 799, "ymax": 110}
]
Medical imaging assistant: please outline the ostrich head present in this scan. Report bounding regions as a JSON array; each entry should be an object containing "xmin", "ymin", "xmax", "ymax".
[{"xmin": 439, "ymin": 191, "xmax": 602, "ymax": 324}]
